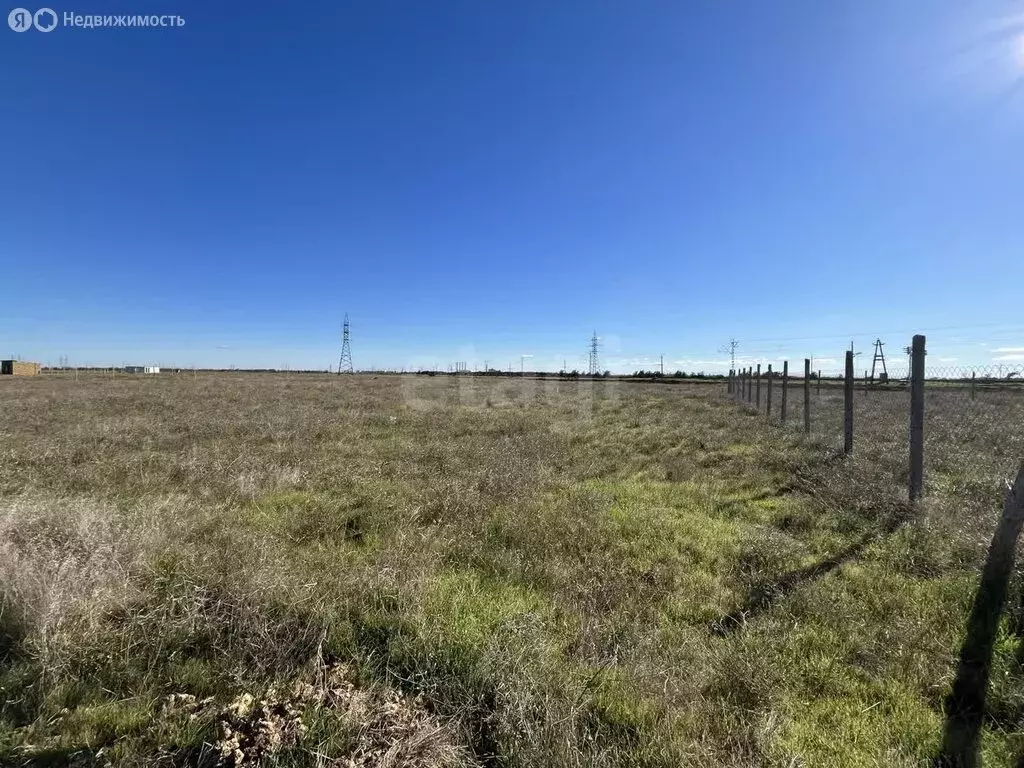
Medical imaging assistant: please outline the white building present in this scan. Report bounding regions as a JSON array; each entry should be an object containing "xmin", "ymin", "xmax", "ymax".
[{"xmin": 124, "ymin": 366, "xmax": 160, "ymax": 374}]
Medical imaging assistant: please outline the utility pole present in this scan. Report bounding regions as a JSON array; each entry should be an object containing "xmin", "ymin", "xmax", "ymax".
[{"xmin": 850, "ymin": 340, "xmax": 863, "ymax": 368}]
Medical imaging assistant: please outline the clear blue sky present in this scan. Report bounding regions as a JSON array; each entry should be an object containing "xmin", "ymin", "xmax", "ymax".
[{"xmin": 2, "ymin": 1, "xmax": 1023, "ymax": 373}]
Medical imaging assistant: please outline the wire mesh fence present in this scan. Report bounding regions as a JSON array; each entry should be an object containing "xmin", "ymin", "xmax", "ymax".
[
  {"xmin": 723, "ymin": 339, "xmax": 1024, "ymax": 504},
  {"xmin": 918, "ymin": 363, "xmax": 1024, "ymax": 504}
]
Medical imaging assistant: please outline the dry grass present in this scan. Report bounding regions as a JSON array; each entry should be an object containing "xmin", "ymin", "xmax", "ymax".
[{"xmin": 0, "ymin": 372, "xmax": 1021, "ymax": 766}]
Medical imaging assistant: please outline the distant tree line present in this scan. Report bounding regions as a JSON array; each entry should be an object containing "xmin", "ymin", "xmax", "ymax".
[{"xmin": 631, "ymin": 370, "xmax": 727, "ymax": 379}]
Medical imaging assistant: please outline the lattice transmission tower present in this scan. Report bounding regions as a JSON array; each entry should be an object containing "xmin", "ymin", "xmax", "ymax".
[
  {"xmin": 870, "ymin": 338, "xmax": 888, "ymax": 382},
  {"xmin": 337, "ymin": 314, "xmax": 354, "ymax": 374},
  {"xmin": 718, "ymin": 338, "xmax": 739, "ymax": 374},
  {"xmin": 588, "ymin": 331, "xmax": 601, "ymax": 375}
]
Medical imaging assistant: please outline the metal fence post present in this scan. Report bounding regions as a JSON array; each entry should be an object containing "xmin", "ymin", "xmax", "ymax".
[
  {"xmin": 909, "ymin": 334, "xmax": 926, "ymax": 504},
  {"xmin": 804, "ymin": 358, "xmax": 811, "ymax": 434},
  {"xmin": 756, "ymin": 363, "xmax": 761, "ymax": 408},
  {"xmin": 781, "ymin": 361, "xmax": 789, "ymax": 423},
  {"xmin": 766, "ymin": 363, "xmax": 773, "ymax": 418},
  {"xmin": 844, "ymin": 350, "xmax": 854, "ymax": 455}
]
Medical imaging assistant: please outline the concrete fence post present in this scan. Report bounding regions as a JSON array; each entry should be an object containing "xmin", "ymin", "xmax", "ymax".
[
  {"xmin": 909, "ymin": 334, "xmax": 926, "ymax": 504},
  {"xmin": 844, "ymin": 351, "xmax": 854, "ymax": 455},
  {"xmin": 781, "ymin": 361, "xmax": 789, "ymax": 423},
  {"xmin": 804, "ymin": 358, "xmax": 811, "ymax": 434}
]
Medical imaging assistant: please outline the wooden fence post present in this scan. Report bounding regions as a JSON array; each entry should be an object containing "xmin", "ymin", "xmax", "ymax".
[
  {"xmin": 756, "ymin": 363, "xmax": 761, "ymax": 408},
  {"xmin": 864, "ymin": 369, "xmax": 869, "ymax": 396},
  {"xmin": 747, "ymin": 365, "xmax": 753, "ymax": 404},
  {"xmin": 971, "ymin": 371, "xmax": 976, "ymax": 401},
  {"xmin": 909, "ymin": 334, "xmax": 926, "ymax": 504},
  {"xmin": 844, "ymin": 351, "xmax": 854, "ymax": 455},
  {"xmin": 766, "ymin": 363, "xmax": 773, "ymax": 417},
  {"xmin": 817, "ymin": 369, "xmax": 821, "ymax": 396},
  {"xmin": 804, "ymin": 358, "xmax": 811, "ymax": 434},
  {"xmin": 727, "ymin": 369, "xmax": 733, "ymax": 395},
  {"xmin": 781, "ymin": 361, "xmax": 789, "ymax": 423}
]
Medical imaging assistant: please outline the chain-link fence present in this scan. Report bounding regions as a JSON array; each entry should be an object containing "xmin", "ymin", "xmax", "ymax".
[{"xmin": 723, "ymin": 337, "xmax": 1024, "ymax": 504}]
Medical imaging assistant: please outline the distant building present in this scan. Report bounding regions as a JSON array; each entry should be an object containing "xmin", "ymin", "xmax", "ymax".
[
  {"xmin": 1, "ymin": 360, "xmax": 41, "ymax": 376},
  {"xmin": 124, "ymin": 366, "xmax": 160, "ymax": 374}
]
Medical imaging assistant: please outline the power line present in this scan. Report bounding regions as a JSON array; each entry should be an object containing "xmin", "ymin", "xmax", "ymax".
[{"xmin": 737, "ymin": 321, "xmax": 1024, "ymax": 346}]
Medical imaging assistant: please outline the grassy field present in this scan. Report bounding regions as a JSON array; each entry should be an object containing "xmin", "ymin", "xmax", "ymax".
[{"xmin": 0, "ymin": 373, "xmax": 1021, "ymax": 767}]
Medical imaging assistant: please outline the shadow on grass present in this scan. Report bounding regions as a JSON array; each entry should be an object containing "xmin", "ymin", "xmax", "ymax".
[
  {"xmin": 1015, "ymin": 631, "xmax": 1024, "ymax": 768},
  {"xmin": 0, "ymin": 597, "xmax": 25, "ymax": 666},
  {"xmin": 12, "ymin": 745, "xmax": 218, "ymax": 768},
  {"xmin": 933, "ymin": 467, "xmax": 1024, "ymax": 768},
  {"xmin": 8, "ymin": 748, "xmax": 104, "ymax": 767},
  {"xmin": 711, "ymin": 516, "xmax": 905, "ymax": 636}
]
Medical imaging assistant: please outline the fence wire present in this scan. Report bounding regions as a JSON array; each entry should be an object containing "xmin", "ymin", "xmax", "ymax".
[
  {"xmin": 722, "ymin": 354, "xmax": 1023, "ymax": 504},
  {"xmin": 920, "ymin": 364, "xmax": 1024, "ymax": 501}
]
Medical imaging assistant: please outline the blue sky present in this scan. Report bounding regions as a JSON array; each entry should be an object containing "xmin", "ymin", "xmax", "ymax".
[{"xmin": 2, "ymin": 0, "xmax": 1023, "ymax": 373}]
